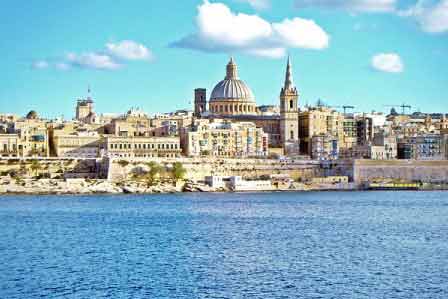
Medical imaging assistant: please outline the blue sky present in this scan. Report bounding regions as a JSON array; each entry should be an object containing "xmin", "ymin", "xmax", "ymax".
[{"xmin": 1, "ymin": 0, "xmax": 447, "ymax": 119}]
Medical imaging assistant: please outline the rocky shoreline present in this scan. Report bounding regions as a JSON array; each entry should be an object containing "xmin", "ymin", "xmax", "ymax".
[
  {"xmin": 2, "ymin": 178, "xmax": 445, "ymax": 196},
  {"xmin": 0, "ymin": 178, "xmax": 223, "ymax": 195},
  {"xmin": 0, "ymin": 177, "xmax": 360, "ymax": 195}
]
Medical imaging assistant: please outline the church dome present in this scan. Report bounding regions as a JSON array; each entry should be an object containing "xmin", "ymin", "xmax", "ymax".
[
  {"xmin": 210, "ymin": 57, "xmax": 255, "ymax": 103},
  {"xmin": 26, "ymin": 110, "xmax": 38, "ymax": 120}
]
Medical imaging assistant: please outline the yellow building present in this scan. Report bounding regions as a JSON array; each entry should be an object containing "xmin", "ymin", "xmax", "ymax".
[
  {"xmin": 107, "ymin": 108, "xmax": 151, "ymax": 137},
  {"xmin": 105, "ymin": 136, "xmax": 181, "ymax": 158},
  {"xmin": 185, "ymin": 119, "xmax": 268, "ymax": 158},
  {"xmin": 12, "ymin": 112, "xmax": 50, "ymax": 157},
  {"xmin": 0, "ymin": 134, "xmax": 20, "ymax": 157},
  {"xmin": 299, "ymin": 106, "xmax": 344, "ymax": 155},
  {"xmin": 150, "ymin": 110, "xmax": 193, "ymax": 137},
  {"xmin": 53, "ymin": 133, "xmax": 103, "ymax": 158}
]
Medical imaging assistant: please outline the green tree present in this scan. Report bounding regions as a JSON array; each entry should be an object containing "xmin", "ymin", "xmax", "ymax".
[
  {"xmin": 172, "ymin": 162, "xmax": 186, "ymax": 181},
  {"xmin": 145, "ymin": 161, "xmax": 163, "ymax": 186},
  {"xmin": 118, "ymin": 160, "xmax": 130, "ymax": 168},
  {"xmin": 30, "ymin": 159, "xmax": 42, "ymax": 176}
]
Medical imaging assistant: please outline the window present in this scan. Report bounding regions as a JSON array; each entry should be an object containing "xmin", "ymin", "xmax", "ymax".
[
  {"xmin": 290, "ymin": 100, "xmax": 294, "ymax": 109},
  {"xmin": 290, "ymin": 131, "xmax": 294, "ymax": 140}
]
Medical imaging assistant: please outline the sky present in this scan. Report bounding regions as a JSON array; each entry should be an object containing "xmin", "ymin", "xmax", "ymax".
[{"xmin": 1, "ymin": 0, "xmax": 447, "ymax": 119}]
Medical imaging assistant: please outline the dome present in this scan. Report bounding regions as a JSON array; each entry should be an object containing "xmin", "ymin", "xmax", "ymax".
[
  {"xmin": 210, "ymin": 79, "xmax": 255, "ymax": 102},
  {"xmin": 210, "ymin": 57, "xmax": 255, "ymax": 103},
  {"xmin": 26, "ymin": 110, "xmax": 38, "ymax": 120}
]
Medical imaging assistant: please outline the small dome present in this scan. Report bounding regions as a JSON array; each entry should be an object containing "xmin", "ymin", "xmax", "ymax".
[
  {"xmin": 26, "ymin": 110, "xmax": 38, "ymax": 119},
  {"xmin": 210, "ymin": 57, "xmax": 255, "ymax": 103}
]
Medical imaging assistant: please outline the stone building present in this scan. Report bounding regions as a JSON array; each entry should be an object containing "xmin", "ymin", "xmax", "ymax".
[
  {"xmin": 107, "ymin": 108, "xmax": 151, "ymax": 137},
  {"xmin": 279, "ymin": 57, "xmax": 300, "ymax": 155},
  {"xmin": 397, "ymin": 134, "xmax": 445, "ymax": 160},
  {"xmin": 372, "ymin": 132, "xmax": 397, "ymax": 160},
  {"xmin": 208, "ymin": 57, "xmax": 257, "ymax": 116},
  {"xmin": 299, "ymin": 106, "xmax": 344, "ymax": 155},
  {"xmin": 342, "ymin": 115, "xmax": 357, "ymax": 150},
  {"xmin": 0, "ymin": 134, "xmax": 20, "ymax": 157},
  {"xmin": 311, "ymin": 134, "xmax": 338, "ymax": 161},
  {"xmin": 356, "ymin": 116, "xmax": 374, "ymax": 146},
  {"xmin": 75, "ymin": 88, "xmax": 95, "ymax": 123},
  {"xmin": 194, "ymin": 88, "xmax": 207, "ymax": 117},
  {"xmin": 10, "ymin": 113, "xmax": 50, "ymax": 157},
  {"xmin": 194, "ymin": 57, "xmax": 301, "ymax": 155},
  {"xmin": 105, "ymin": 136, "xmax": 181, "ymax": 158},
  {"xmin": 150, "ymin": 110, "xmax": 193, "ymax": 137},
  {"xmin": 53, "ymin": 133, "xmax": 103, "ymax": 158},
  {"xmin": 184, "ymin": 119, "xmax": 268, "ymax": 158}
]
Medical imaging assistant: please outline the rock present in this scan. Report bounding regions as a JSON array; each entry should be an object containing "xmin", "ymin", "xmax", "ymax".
[{"xmin": 122, "ymin": 186, "xmax": 136, "ymax": 194}]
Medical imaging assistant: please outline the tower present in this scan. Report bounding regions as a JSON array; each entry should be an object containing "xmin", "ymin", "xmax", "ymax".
[
  {"xmin": 280, "ymin": 56, "xmax": 300, "ymax": 155},
  {"xmin": 194, "ymin": 88, "xmax": 207, "ymax": 117},
  {"xmin": 76, "ymin": 86, "xmax": 94, "ymax": 121}
]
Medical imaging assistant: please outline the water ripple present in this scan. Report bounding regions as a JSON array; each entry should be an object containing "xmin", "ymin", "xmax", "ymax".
[{"xmin": 0, "ymin": 191, "xmax": 447, "ymax": 298}]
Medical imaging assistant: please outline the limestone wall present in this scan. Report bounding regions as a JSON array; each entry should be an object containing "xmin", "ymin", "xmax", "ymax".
[
  {"xmin": 107, "ymin": 157, "xmax": 322, "ymax": 182},
  {"xmin": 322, "ymin": 159, "xmax": 448, "ymax": 184},
  {"xmin": 0, "ymin": 158, "xmax": 102, "ymax": 179},
  {"xmin": 353, "ymin": 160, "xmax": 448, "ymax": 184}
]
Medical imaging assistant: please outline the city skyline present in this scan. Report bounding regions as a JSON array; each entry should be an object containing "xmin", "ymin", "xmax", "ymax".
[{"xmin": 1, "ymin": 0, "xmax": 447, "ymax": 118}]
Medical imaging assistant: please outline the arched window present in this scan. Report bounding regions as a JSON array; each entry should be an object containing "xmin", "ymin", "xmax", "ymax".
[
  {"xmin": 290, "ymin": 100, "xmax": 294, "ymax": 109},
  {"xmin": 290, "ymin": 130, "xmax": 294, "ymax": 140}
]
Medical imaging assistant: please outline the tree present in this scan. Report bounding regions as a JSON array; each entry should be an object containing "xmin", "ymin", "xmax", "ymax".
[
  {"xmin": 148, "ymin": 162, "xmax": 162, "ymax": 179},
  {"xmin": 118, "ymin": 160, "xmax": 130, "ymax": 168},
  {"xmin": 172, "ymin": 162, "xmax": 186, "ymax": 181},
  {"xmin": 201, "ymin": 150, "xmax": 210, "ymax": 156},
  {"xmin": 143, "ymin": 161, "xmax": 163, "ymax": 187},
  {"xmin": 30, "ymin": 159, "xmax": 42, "ymax": 176}
]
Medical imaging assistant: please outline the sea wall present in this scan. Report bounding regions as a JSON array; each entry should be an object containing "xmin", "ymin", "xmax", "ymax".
[
  {"xmin": 106, "ymin": 157, "xmax": 322, "ymax": 182},
  {"xmin": 353, "ymin": 160, "xmax": 448, "ymax": 184},
  {"xmin": 0, "ymin": 157, "xmax": 104, "ymax": 179},
  {"xmin": 324, "ymin": 159, "xmax": 448, "ymax": 184}
]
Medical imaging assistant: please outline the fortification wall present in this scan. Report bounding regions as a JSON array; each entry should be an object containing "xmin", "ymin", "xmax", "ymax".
[
  {"xmin": 107, "ymin": 157, "xmax": 322, "ymax": 182},
  {"xmin": 0, "ymin": 158, "xmax": 102, "ymax": 179},
  {"xmin": 353, "ymin": 160, "xmax": 448, "ymax": 184}
]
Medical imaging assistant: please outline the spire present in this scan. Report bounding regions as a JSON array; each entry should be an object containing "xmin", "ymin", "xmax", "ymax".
[
  {"xmin": 284, "ymin": 55, "xmax": 294, "ymax": 91},
  {"xmin": 87, "ymin": 84, "xmax": 93, "ymax": 102},
  {"xmin": 225, "ymin": 56, "xmax": 239, "ymax": 80}
]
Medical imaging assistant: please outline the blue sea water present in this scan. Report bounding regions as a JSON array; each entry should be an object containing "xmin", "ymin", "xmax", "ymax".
[{"xmin": 0, "ymin": 191, "xmax": 447, "ymax": 299}]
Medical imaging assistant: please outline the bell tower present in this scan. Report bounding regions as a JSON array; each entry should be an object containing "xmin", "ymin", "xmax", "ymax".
[
  {"xmin": 194, "ymin": 88, "xmax": 207, "ymax": 118},
  {"xmin": 280, "ymin": 56, "xmax": 300, "ymax": 155}
]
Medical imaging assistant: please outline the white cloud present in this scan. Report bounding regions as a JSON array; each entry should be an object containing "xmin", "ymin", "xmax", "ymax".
[
  {"xmin": 55, "ymin": 62, "xmax": 71, "ymax": 71},
  {"xmin": 32, "ymin": 60, "xmax": 49, "ymax": 69},
  {"xmin": 171, "ymin": 0, "xmax": 330, "ymax": 58},
  {"xmin": 294, "ymin": 0, "xmax": 397, "ymax": 13},
  {"xmin": 237, "ymin": 0, "xmax": 270, "ymax": 10},
  {"xmin": 106, "ymin": 40, "xmax": 153, "ymax": 61},
  {"xmin": 399, "ymin": 0, "xmax": 448, "ymax": 33},
  {"xmin": 66, "ymin": 52, "xmax": 121, "ymax": 70},
  {"xmin": 32, "ymin": 40, "xmax": 152, "ymax": 71},
  {"xmin": 273, "ymin": 18, "xmax": 329, "ymax": 49},
  {"xmin": 371, "ymin": 53, "xmax": 404, "ymax": 73},
  {"xmin": 293, "ymin": 0, "xmax": 448, "ymax": 33}
]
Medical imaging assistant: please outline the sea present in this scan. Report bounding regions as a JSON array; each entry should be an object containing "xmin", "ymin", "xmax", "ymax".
[{"xmin": 0, "ymin": 191, "xmax": 447, "ymax": 298}]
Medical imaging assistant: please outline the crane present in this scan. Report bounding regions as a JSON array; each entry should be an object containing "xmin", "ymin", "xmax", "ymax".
[
  {"xmin": 329, "ymin": 105, "xmax": 355, "ymax": 115},
  {"xmin": 384, "ymin": 103, "xmax": 412, "ymax": 115}
]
